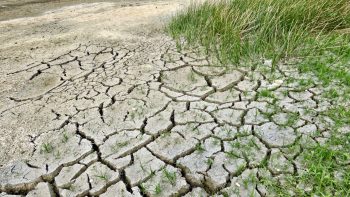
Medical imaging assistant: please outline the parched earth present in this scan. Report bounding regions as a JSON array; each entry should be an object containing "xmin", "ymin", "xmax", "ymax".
[{"xmin": 0, "ymin": 1, "xmax": 343, "ymax": 197}]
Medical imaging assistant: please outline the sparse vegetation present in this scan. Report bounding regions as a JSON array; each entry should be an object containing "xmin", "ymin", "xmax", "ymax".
[
  {"xmin": 93, "ymin": 168, "xmax": 110, "ymax": 182},
  {"xmin": 261, "ymin": 132, "xmax": 350, "ymax": 196},
  {"xmin": 168, "ymin": 2, "xmax": 350, "ymax": 194}
]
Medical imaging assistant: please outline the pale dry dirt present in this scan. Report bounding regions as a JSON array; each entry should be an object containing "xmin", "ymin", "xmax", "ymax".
[
  {"xmin": 0, "ymin": 0, "xmax": 187, "ymax": 165},
  {"xmin": 0, "ymin": 0, "xmax": 341, "ymax": 196}
]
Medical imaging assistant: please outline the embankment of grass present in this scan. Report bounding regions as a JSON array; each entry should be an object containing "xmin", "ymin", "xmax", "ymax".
[{"xmin": 168, "ymin": 0, "xmax": 350, "ymax": 65}]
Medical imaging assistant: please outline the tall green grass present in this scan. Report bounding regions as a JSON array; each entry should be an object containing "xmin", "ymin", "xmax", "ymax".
[{"xmin": 168, "ymin": 0, "xmax": 350, "ymax": 65}]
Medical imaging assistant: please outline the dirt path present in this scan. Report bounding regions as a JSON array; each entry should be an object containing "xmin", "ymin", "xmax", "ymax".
[
  {"xmin": 0, "ymin": 0, "xmax": 170, "ymax": 21},
  {"xmin": 0, "ymin": 1, "xmax": 340, "ymax": 196}
]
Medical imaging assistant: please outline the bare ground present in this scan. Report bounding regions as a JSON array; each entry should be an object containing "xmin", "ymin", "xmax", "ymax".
[{"xmin": 0, "ymin": 0, "xmax": 189, "ymax": 164}]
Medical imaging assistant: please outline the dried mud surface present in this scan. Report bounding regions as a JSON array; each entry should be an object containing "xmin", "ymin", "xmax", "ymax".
[{"xmin": 0, "ymin": 0, "xmax": 342, "ymax": 196}]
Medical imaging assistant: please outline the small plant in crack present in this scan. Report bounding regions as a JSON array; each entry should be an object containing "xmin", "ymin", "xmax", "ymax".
[
  {"xmin": 258, "ymin": 89, "xmax": 275, "ymax": 98},
  {"xmin": 93, "ymin": 170, "xmax": 110, "ymax": 182},
  {"xmin": 237, "ymin": 127, "xmax": 250, "ymax": 137},
  {"xmin": 206, "ymin": 158, "xmax": 214, "ymax": 166},
  {"xmin": 139, "ymin": 183, "xmax": 147, "ymax": 194},
  {"xmin": 286, "ymin": 77, "xmax": 296, "ymax": 85},
  {"xmin": 195, "ymin": 143, "xmax": 205, "ymax": 153},
  {"xmin": 149, "ymin": 169, "xmax": 156, "ymax": 179},
  {"xmin": 242, "ymin": 90, "xmax": 249, "ymax": 97},
  {"xmin": 304, "ymin": 107, "xmax": 315, "ymax": 116},
  {"xmin": 40, "ymin": 142, "xmax": 54, "ymax": 154},
  {"xmin": 242, "ymin": 173, "xmax": 258, "ymax": 189},
  {"xmin": 163, "ymin": 169, "xmax": 177, "ymax": 185},
  {"xmin": 222, "ymin": 191, "xmax": 230, "ymax": 197},
  {"xmin": 192, "ymin": 126, "xmax": 200, "ymax": 135},
  {"xmin": 226, "ymin": 151, "xmax": 240, "ymax": 160},
  {"xmin": 261, "ymin": 110, "xmax": 275, "ymax": 121},
  {"xmin": 96, "ymin": 173, "xmax": 109, "ymax": 181},
  {"xmin": 283, "ymin": 112, "xmax": 300, "ymax": 127},
  {"xmin": 155, "ymin": 183, "xmax": 162, "ymax": 195},
  {"xmin": 237, "ymin": 164, "xmax": 246, "ymax": 174},
  {"xmin": 62, "ymin": 132, "xmax": 69, "ymax": 143},
  {"xmin": 247, "ymin": 138, "xmax": 259, "ymax": 149},
  {"xmin": 223, "ymin": 125, "xmax": 231, "ymax": 135},
  {"xmin": 282, "ymin": 90, "xmax": 289, "ymax": 97}
]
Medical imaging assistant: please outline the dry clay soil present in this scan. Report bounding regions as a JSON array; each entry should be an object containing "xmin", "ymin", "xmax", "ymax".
[{"xmin": 0, "ymin": 0, "xmax": 339, "ymax": 196}]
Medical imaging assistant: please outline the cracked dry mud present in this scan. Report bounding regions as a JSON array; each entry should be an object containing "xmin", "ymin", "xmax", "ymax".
[
  {"xmin": 0, "ymin": 1, "xmax": 344, "ymax": 197},
  {"xmin": 0, "ymin": 41, "xmax": 338, "ymax": 196}
]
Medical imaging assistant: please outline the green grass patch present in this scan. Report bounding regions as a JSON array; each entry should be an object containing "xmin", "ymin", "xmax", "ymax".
[
  {"xmin": 168, "ymin": 0, "xmax": 350, "ymax": 66},
  {"xmin": 261, "ymin": 133, "xmax": 350, "ymax": 196}
]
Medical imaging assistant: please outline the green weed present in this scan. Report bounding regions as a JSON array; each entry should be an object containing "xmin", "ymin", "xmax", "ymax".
[
  {"xmin": 62, "ymin": 132, "xmax": 69, "ymax": 143},
  {"xmin": 195, "ymin": 143, "xmax": 205, "ymax": 153},
  {"xmin": 155, "ymin": 183, "xmax": 162, "ymax": 195},
  {"xmin": 163, "ymin": 169, "xmax": 177, "ymax": 185},
  {"xmin": 40, "ymin": 142, "xmax": 54, "ymax": 154},
  {"xmin": 258, "ymin": 90, "xmax": 275, "ymax": 98}
]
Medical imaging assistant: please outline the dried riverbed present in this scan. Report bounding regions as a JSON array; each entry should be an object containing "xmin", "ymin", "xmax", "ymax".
[{"xmin": 0, "ymin": 0, "xmax": 347, "ymax": 196}]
